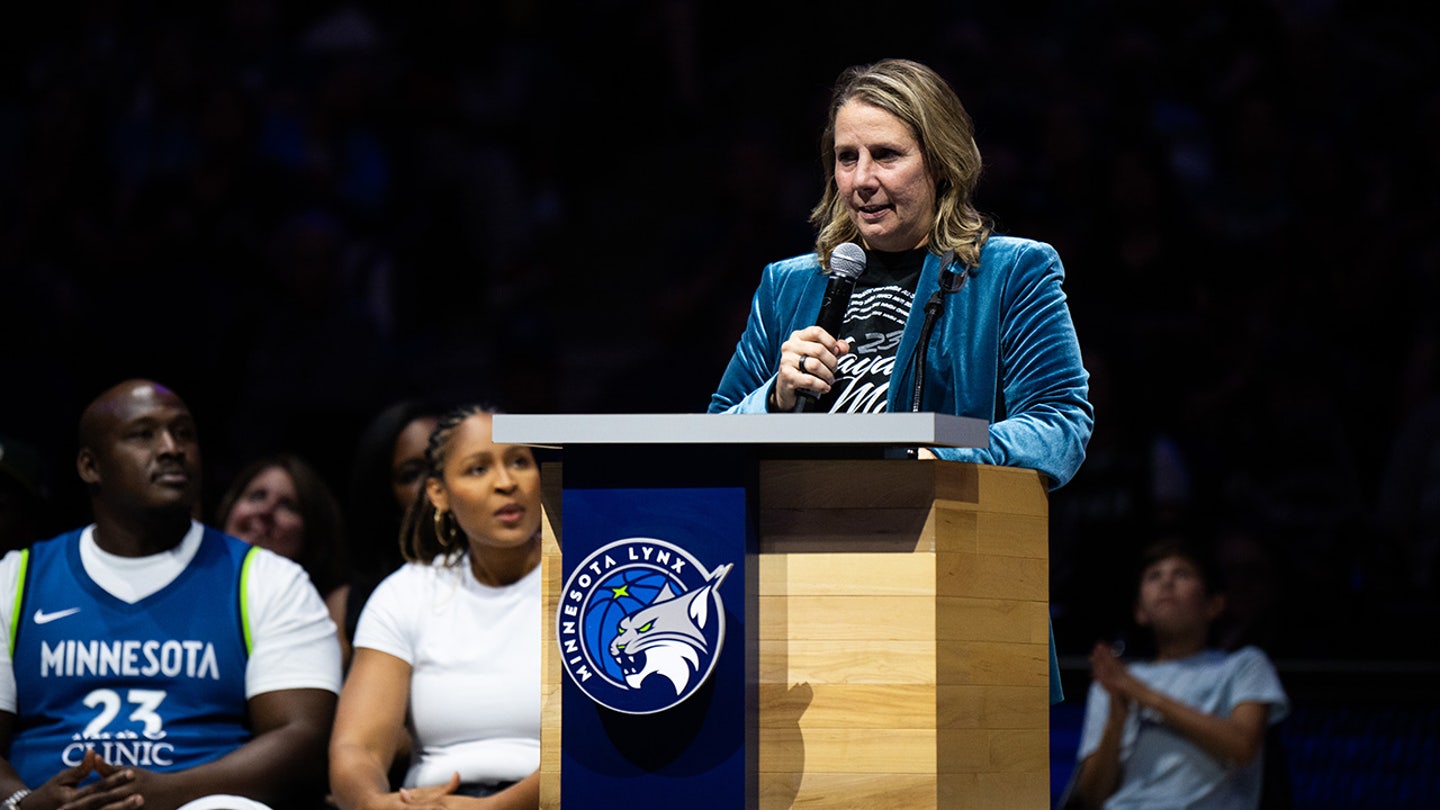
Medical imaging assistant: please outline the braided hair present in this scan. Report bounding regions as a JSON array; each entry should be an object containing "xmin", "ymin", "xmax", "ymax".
[{"xmin": 398, "ymin": 403, "xmax": 496, "ymax": 565}]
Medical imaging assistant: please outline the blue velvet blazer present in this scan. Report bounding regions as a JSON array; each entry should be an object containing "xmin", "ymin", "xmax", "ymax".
[{"xmin": 708, "ymin": 235, "xmax": 1094, "ymax": 490}]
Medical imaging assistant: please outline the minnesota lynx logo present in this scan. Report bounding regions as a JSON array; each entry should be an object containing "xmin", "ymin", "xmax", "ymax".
[{"xmin": 557, "ymin": 537, "xmax": 733, "ymax": 714}]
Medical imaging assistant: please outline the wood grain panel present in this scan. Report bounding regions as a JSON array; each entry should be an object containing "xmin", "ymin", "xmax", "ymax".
[
  {"xmin": 759, "ymin": 460, "xmax": 948, "ymax": 509},
  {"xmin": 538, "ymin": 500, "xmax": 563, "ymax": 809},
  {"xmin": 936, "ymin": 551, "xmax": 1047, "ymax": 601},
  {"xmin": 930, "ymin": 505, "xmax": 979, "ymax": 554},
  {"xmin": 757, "ymin": 552, "xmax": 936, "ymax": 597},
  {"xmin": 936, "ymin": 640, "xmax": 1049, "ymax": 688},
  {"xmin": 935, "ymin": 596, "xmax": 1050, "ymax": 644},
  {"xmin": 758, "ymin": 772, "xmax": 936, "ymax": 810},
  {"xmin": 758, "ymin": 683, "xmax": 937, "ymax": 728},
  {"xmin": 759, "ymin": 728, "xmax": 938, "ymax": 773},
  {"xmin": 758, "ymin": 639, "xmax": 936, "ymax": 685},
  {"xmin": 939, "ymin": 772, "xmax": 1050, "ymax": 809},
  {"xmin": 975, "ymin": 511, "xmax": 1050, "ymax": 559},
  {"xmin": 936, "ymin": 684, "xmax": 1049, "ymax": 730},
  {"xmin": 757, "ymin": 504, "xmax": 934, "ymax": 554},
  {"xmin": 938, "ymin": 728, "xmax": 1050, "ymax": 773},
  {"xmin": 932, "ymin": 460, "xmax": 983, "ymax": 505},
  {"xmin": 539, "ymin": 462, "xmax": 563, "ymax": 540},
  {"xmin": 759, "ymin": 595, "xmax": 937, "ymax": 641},
  {"xmin": 970, "ymin": 464, "xmax": 1049, "ymax": 516}
]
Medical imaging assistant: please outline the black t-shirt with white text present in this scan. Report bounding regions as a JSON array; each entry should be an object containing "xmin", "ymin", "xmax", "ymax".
[{"xmin": 813, "ymin": 247, "xmax": 925, "ymax": 413}]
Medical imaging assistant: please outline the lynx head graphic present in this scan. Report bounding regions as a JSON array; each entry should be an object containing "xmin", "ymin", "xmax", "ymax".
[
  {"xmin": 559, "ymin": 536, "xmax": 737, "ymax": 714},
  {"xmin": 608, "ymin": 563, "xmax": 731, "ymax": 694}
]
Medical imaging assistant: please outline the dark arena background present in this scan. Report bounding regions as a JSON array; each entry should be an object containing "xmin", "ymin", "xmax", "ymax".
[{"xmin": 1, "ymin": 2, "xmax": 1436, "ymax": 806}]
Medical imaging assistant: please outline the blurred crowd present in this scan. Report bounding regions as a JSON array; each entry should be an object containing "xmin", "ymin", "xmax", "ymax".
[{"xmin": 1, "ymin": 1, "xmax": 1436, "ymax": 662}]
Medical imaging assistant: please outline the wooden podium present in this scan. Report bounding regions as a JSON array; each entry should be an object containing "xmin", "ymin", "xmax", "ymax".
[{"xmin": 494, "ymin": 414, "xmax": 1051, "ymax": 809}]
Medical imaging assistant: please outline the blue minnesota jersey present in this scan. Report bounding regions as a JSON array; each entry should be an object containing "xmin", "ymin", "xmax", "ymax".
[{"xmin": 5, "ymin": 527, "xmax": 256, "ymax": 784}]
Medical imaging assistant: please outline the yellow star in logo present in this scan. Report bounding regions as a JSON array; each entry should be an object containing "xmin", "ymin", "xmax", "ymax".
[{"xmin": 611, "ymin": 585, "xmax": 630, "ymax": 599}]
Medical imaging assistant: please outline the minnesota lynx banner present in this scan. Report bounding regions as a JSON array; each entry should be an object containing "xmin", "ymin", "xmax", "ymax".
[{"xmin": 556, "ymin": 466, "xmax": 753, "ymax": 808}]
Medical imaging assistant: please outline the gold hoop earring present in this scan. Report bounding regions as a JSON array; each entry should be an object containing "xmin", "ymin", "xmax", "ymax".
[{"xmin": 433, "ymin": 509, "xmax": 457, "ymax": 550}]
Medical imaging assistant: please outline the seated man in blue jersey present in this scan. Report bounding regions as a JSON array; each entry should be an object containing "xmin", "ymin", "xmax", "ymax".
[{"xmin": 0, "ymin": 379, "xmax": 341, "ymax": 810}]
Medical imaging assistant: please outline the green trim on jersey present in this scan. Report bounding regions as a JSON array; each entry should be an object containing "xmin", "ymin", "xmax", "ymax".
[
  {"xmin": 239, "ymin": 545, "xmax": 260, "ymax": 656},
  {"xmin": 8, "ymin": 549, "xmax": 28, "ymax": 657}
]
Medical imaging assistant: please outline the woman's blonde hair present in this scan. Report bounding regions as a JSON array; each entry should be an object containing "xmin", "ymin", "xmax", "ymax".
[{"xmin": 809, "ymin": 58, "xmax": 991, "ymax": 269}]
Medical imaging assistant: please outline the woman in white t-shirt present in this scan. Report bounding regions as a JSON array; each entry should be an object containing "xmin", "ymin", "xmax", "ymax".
[{"xmin": 329, "ymin": 406, "xmax": 542, "ymax": 809}]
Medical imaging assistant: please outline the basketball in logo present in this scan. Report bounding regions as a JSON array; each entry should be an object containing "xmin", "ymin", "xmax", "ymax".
[{"xmin": 557, "ymin": 537, "xmax": 733, "ymax": 714}]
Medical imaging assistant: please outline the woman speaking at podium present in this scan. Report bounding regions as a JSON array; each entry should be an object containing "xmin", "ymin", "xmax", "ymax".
[
  {"xmin": 708, "ymin": 58, "xmax": 1092, "ymax": 707},
  {"xmin": 708, "ymin": 58, "xmax": 1092, "ymax": 493}
]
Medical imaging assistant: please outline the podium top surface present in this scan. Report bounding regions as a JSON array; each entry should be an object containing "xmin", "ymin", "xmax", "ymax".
[{"xmin": 491, "ymin": 412, "xmax": 988, "ymax": 448}]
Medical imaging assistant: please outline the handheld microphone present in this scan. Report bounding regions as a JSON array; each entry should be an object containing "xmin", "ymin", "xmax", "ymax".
[{"xmin": 795, "ymin": 242, "xmax": 867, "ymax": 412}]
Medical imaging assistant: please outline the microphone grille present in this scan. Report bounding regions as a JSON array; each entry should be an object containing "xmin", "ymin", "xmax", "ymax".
[{"xmin": 829, "ymin": 242, "xmax": 867, "ymax": 280}]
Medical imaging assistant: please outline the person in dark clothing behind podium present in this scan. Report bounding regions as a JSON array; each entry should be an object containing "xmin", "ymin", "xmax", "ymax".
[
  {"xmin": 708, "ymin": 58, "xmax": 1091, "ymax": 492},
  {"xmin": 0, "ymin": 379, "xmax": 340, "ymax": 810},
  {"xmin": 708, "ymin": 59, "xmax": 1092, "ymax": 704},
  {"xmin": 339, "ymin": 400, "xmax": 443, "ymax": 671}
]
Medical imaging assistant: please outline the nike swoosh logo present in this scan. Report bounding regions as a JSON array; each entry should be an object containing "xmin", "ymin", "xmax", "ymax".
[{"xmin": 33, "ymin": 608, "xmax": 82, "ymax": 625}]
